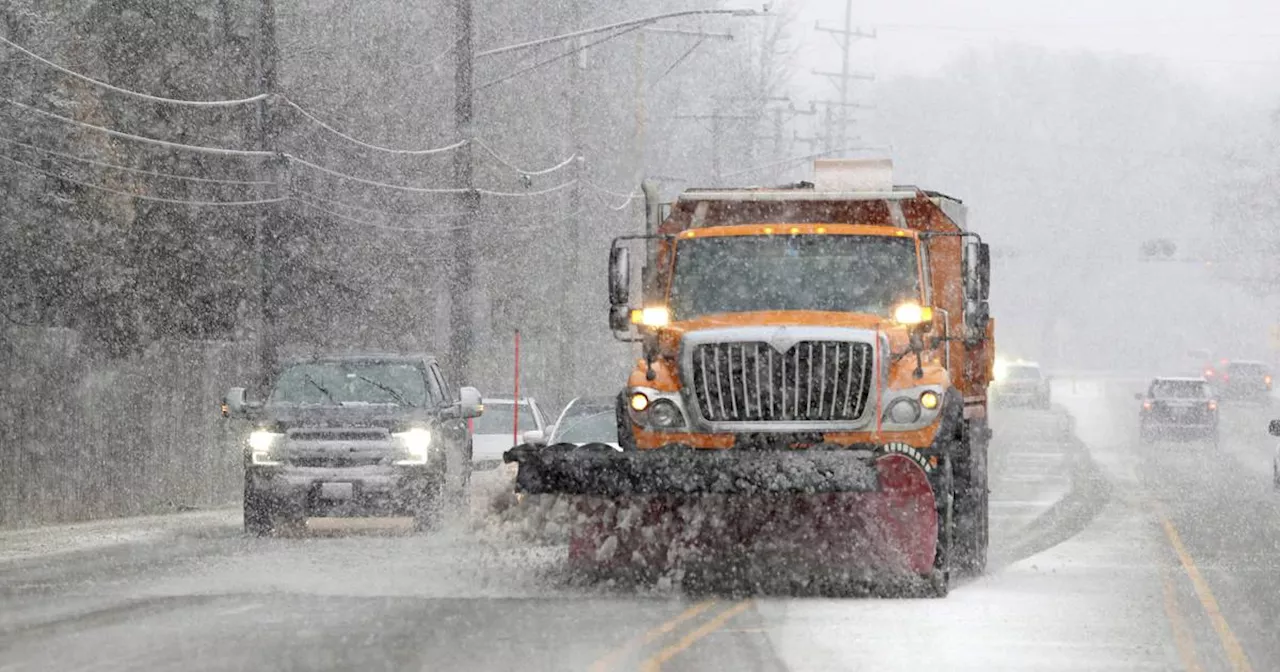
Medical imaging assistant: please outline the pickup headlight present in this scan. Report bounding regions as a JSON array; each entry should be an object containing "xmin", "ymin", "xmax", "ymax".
[
  {"xmin": 394, "ymin": 428, "xmax": 433, "ymax": 465},
  {"xmin": 248, "ymin": 430, "xmax": 283, "ymax": 466}
]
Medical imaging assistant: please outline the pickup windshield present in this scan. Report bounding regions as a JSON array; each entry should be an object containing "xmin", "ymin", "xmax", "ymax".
[
  {"xmin": 668, "ymin": 234, "xmax": 920, "ymax": 320},
  {"xmin": 269, "ymin": 362, "xmax": 433, "ymax": 406}
]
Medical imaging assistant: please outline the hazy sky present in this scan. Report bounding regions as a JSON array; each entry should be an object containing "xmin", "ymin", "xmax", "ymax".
[{"xmin": 726, "ymin": 0, "xmax": 1280, "ymax": 107}]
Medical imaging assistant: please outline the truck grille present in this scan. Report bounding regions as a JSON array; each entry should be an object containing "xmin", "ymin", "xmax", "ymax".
[
  {"xmin": 689, "ymin": 341, "xmax": 873, "ymax": 423},
  {"xmin": 289, "ymin": 455, "xmax": 385, "ymax": 468}
]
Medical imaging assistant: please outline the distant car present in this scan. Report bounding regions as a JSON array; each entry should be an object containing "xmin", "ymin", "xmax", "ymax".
[
  {"xmin": 993, "ymin": 361, "xmax": 1051, "ymax": 409},
  {"xmin": 469, "ymin": 397, "xmax": 549, "ymax": 469},
  {"xmin": 1136, "ymin": 377, "xmax": 1218, "ymax": 446},
  {"xmin": 545, "ymin": 396, "xmax": 621, "ymax": 450},
  {"xmin": 222, "ymin": 354, "xmax": 483, "ymax": 534},
  {"xmin": 1220, "ymin": 360, "xmax": 1272, "ymax": 403}
]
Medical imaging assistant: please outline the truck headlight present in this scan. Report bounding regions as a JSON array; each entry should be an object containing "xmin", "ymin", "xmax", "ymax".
[
  {"xmin": 394, "ymin": 428, "xmax": 433, "ymax": 465},
  {"xmin": 248, "ymin": 430, "xmax": 282, "ymax": 466},
  {"xmin": 886, "ymin": 399, "xmax": 922, "ymax": 424},
  {"xmin": 648, "ymin": 399, "xmax": 685, "ymax": 428}
]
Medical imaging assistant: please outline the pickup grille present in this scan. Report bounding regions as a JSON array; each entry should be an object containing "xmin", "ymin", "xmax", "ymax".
[
  {"xmin": 289, "ymin": 455, "xmax": 385, "ymax": 468},
  {"xmin": 689, "ymin": 341, "xmax": 873, "ymax": 423},
  {"xmin": 287, "ymin": 429, "xmax": 388, "ymax": 442}
]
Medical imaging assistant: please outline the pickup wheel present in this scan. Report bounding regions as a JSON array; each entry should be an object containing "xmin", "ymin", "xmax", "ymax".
[{"xmin": 243, "ymin": 475, "xmax": 272, "ymax": 536}]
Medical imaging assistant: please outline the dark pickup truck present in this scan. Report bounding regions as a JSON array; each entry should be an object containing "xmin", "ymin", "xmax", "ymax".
[{"xmin": 223, "ymin": 354, "xmax": 483, "ymax": 535}]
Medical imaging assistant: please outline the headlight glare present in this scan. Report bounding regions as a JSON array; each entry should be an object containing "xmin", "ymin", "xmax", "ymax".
[
  {"xmin": 248, "ymin": 430, "xmax": 281, "ymax": 452},
  {"xmin": 920, "ymin": 391, "xmax": 940, "ymax": 410},
  {"xmin": 394, "ymin": 428, "xmax": 433, "ymax": 465},
  {"xmin": 630, "ymin": 393, "xmax": 650, "ymax": 412}
]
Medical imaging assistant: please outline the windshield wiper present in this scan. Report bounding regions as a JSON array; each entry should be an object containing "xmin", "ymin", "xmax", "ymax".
[
  {"xmin": 354, "ymin": 375, "xmax": 413, "ymax": 407},
  {"xmin": 303, "ymin": 375, "xmax": 337, "ymax": 404}
]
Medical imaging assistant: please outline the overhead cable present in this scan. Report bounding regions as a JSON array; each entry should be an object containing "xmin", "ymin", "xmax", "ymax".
[
  {"xmin": 283, "ymin": 99, "xmax": 468, "ymax": 155},
  {"xmin": 473, "ymin": 139, "xmax": 577, "ymax": 176},
  {"xmin": 0, "ymin": 35, "xmax": 269, "ymax": 108},
  {"xmin": 288, "ymin": 156, "xmax": 467, "ymax": 194},
  {"xmin": 0, "ymin": 135, "xmax": 276, "ymax": 186},
  {"xmin": 0, "ymin": 153, "xmax": 285, "ymax": 206},
  {"xmin": 477, "ymin": 25, "xmax": 646, "ymax": 91},
  {"xmin": 0, "ymin": 98, "xmax": 274, "ymax": 158},
  {"xmin": 476, "ymin": 180, "xmax": 577, "ymax": 197}
]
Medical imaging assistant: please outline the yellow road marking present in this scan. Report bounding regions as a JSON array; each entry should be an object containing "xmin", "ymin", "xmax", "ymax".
[
  {"xmin": 640, "ymin": 600, "xmax": 753, "ymax": 672},
  {"xmin": 588, "ymin": 600, "xmax": 720, "ymax": 672},
  {"xmin": 1162, "ymin": 565, "xmax": 1202, "ymax": 672},
  {"xmin": 1157, "ymin": 508, "xmax": 1254, "ymax": 672}
]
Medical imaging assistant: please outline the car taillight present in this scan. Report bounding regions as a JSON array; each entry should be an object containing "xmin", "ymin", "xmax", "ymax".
[
  {"xmin": 1205, "ymin": 369, "xmax": 1215, "ymax": 377},
  {"xmin": 1143, "ymin": 401, "xmax": 1152, "ymax": 410},
  {"xmin": 1266, "ymin": 375, "xmax": 1273, "ymax": 386},
  {"xmin": 1208, "ymin": 400, "xmax": 1218, "ymax": 411}
]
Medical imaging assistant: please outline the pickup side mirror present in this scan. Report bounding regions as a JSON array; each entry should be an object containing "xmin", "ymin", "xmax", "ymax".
[
  {"xmin": 1134, "ymin": 392, "xmax": 1146, "ymax": 401},
  {"xmin": 521, "ymin": 429, "xmax": 547, "ymax": 446},
  {"xmin": 456, "ymin": 386, "xmax": 483, "ymax": 419},
  {"xmin": 1269, "ymin": 420, "xmax": 1280, "ymax": 437},
  {"xmin": 223, "ymin": 387, "xmax": 248, "ymax": 418}
]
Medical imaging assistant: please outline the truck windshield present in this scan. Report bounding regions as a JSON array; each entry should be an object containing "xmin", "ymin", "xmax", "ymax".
[
  {"xmin": 669, "ymin": 234, "xmax": 920, "ymax": 320},
  {"xmin": 269, "ymin": 362, "xmax": 432, "ymax": 406}
]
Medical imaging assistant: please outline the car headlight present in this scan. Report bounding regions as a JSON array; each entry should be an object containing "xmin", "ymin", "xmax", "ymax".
[
  {"xmin": 394, "ymin": 428, "xmax": 433, "ymax": 465},
  {"xmin": 248, "ymin": 430, "xmax": 282, "ymax": 466}
]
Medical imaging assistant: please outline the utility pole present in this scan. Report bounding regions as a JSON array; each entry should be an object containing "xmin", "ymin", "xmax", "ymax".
[
  {"xmin": 813, "ymin": 0, "xmax": 875, "ymax": 151},
  {"xmin": 448, "ymin": 0, "xmax": 477, "ymax": 386},
  {"xmin": 253, "ymin": 0, "xmax": 279, "ymax": 391},
  {"xmin": 673, "ymin": 102, "xmax": 757, "ymax": 185},
  {"xmin": 557, "ymin": 2, "xmax": 586, "ymax": 406}
]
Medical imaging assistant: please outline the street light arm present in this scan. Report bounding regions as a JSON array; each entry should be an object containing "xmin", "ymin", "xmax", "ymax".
[{"xmin": 476, "ymin": 9, "xmax": 760, "ymax": 59}]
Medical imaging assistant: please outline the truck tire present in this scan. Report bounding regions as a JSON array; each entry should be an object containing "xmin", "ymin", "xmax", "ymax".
[
  {"xmin": 953, "ymin": 420, "xmax": 989, "ymax": 577},
  {"xmin": 925, "ymin": 453, "xmax": 954, "ymax": 598}
]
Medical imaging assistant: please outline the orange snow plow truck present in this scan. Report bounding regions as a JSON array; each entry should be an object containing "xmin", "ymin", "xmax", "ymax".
[{"xmin": 505, "ymin": 159, "xmax": 995, "ymax": 596}]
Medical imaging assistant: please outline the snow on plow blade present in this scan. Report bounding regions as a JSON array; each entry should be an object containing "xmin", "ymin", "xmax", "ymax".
[
  {"xmin": 503, "ymin": 443, "xmax": 880, "ymax": 496},
  {"xmin": 502, "ymin": 444, "xmax": 941, "ymax": 580}
]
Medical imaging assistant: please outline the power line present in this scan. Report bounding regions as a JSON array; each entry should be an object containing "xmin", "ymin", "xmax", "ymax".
[
  {"xmin": 0, "ymin": 35, "xmax": 270, "ymax": 108},
  {"xmin": 476, "ymin": 179, "xmax": 577, "ymax": 198},
  {"xmin": 282, "ymin": 99, "xmax": 468, "ymax": 155},
  {"xmin": 476, "ymin": 25, "xmax": 647, "ymax": 92},
  {"xmin": 287, "ymin": 155, "xmax": 466, "ymax": 194},
  {"xmin": 0, "ymin": 135, "xmax": 276, "ymax": 186},
  {"xmin": 473, "ymin": 138, "xmax": 577, "ymax": 175},
  {"xmin": 0, "ymin": 153, "xmax": 285, "ymax": 206},
  {"xmin": 0, "ymin": 97, "xmax": 274, "ymax": 158}
]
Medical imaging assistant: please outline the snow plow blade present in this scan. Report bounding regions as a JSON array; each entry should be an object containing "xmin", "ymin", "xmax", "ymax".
[
  {"xmin": 502, "ymin": 443, "xmax": 881, "ymax": 496},
  {"xmin": 502, "ymin": 443, "xmax": 945, "ymax": 588}
]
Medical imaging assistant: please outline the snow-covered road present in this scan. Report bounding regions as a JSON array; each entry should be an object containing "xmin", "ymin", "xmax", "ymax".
[{"xmin": 3, "ymin": 386, "xmax": 1255, "ymax": 671}]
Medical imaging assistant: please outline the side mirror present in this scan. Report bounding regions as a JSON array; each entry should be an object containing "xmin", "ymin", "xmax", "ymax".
[
  {"xmin": 521, "ymin": 429, "xmax": 547, "ymax": 446},
  {"xmin": 976, "ymin": 242, "xmax": 991, "ymax": 301},
  {"xmin": 608, "ymin": 246, "xmax": 631, "ymax": 307},
  {"xmin": 1269, "ymin": 420, "xmax": 1280, "ymax": 437},
  {"xmin": 223, "ymin": 387, "xmax": 248, "ymax": 418},
  {"xmin": 1134, "ymin": 392, "xmax": 1145, "ymax": 401},
  {"xmin": 457, "ymin": 386, "xmax": 483, "ymax": 419},
  {"xmin": 609, "ymin": 304, "xmax": 632, "ymax": 332}
]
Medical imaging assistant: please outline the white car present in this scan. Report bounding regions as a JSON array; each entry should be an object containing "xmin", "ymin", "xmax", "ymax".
[
  {"xmin": 993, "ymin": 361, "xmax": 1051, "ymax": 409},
  {"xmin": 546, "ymin": 396, "xmax": 621, "ymax": 449},
  {"xmin": 469, "ymin": 397, "xmax": 549, "ymax": 469}
]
